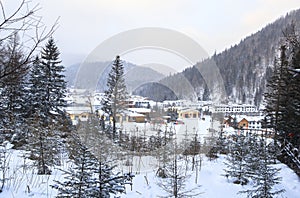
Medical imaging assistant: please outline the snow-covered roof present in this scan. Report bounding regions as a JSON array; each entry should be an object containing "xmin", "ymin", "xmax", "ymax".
[
  {"xmin": 65, "ymin": 106, "xmax": 91, "ymax": 115},
  {"xmin": 128, "ymin": 108, "xmax": 151, "ymax": 113},
  {"xmin": 179, "ymin": 108, "xmax": 199, "ymax": 113},
  {"xmin": 127, "ymin": 112, "xmax": 145, "ymax": 117},
  {"xmin": 232, "ymin": 115, "xmax": 264, "ymax": 123}
]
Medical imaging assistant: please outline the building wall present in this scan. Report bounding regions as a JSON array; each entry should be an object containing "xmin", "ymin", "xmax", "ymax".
[
  {"xmin": 238, "ymin": 118, "xmax": 248, "ymax": 129},
  {"xmin": 214, "ymin": 104, "xmax": 257, "ymax": 113},
  {"xmin": 179, "ymin": 110, "xmax": 200, "ymax": 119},
  {"xmin": 248, "ymin": 120, "xmax": 262, "ymax": 130}
]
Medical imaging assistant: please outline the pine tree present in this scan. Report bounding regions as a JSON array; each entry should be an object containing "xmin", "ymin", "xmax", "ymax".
[
  {"xmin": 52, "ymin": 133, "xmax": 99, "ymax": 197},
  {"xmin": 38, "ymin": 38, "xmax": 67, "ymax": 118},
  {"xmin": 27, "ymin": 111, "xmax": 56, "ymax": 174},
  {"xmin": 53, "ymin": 115, "xmax": 130, "ymax": 197},
  {"xmin": 202, "ymin": 84, "xmax": 210, "ymax": 101},
  {"xmin": 93, "ymin": 161, "xmax": 127, "ymax": 198},
  {"xmin": 264, "ymin": 23, "xmax": 300, "ymax": 148},
  {"xmin": 101, "ymin": 55, "xmax": 128, "ymax": 137},
  {"xmin": 224, "ymin": 135, "xmax": 249, "ymax": 185},
  {"xmin": 28, "ymin": 38, "xmax": 67, "ymax": 122},
  {"xmin": 264, "ymin": 45, "xmax": 290, "ymax": 142},
  {"xmin": 155, "ymin": 125, "xmax": 175, "ymax": 178},
  {"xmin": 27, "ymin": 38, "xmax": 68, "ymax": 174},
  {"xmin": 283, "ymin": 24, "xmax": 300, "ymax": 147},
  {"xmin": 0, "ymin": 34, "xmax": 29, "ymax": 146},
  {"xmin": 239, "ymin": 138, "xmax": 285, "ymax": 198},
  {"xmin": 264, "ymin": 24, "xmax": 300, "ymax": 174}
]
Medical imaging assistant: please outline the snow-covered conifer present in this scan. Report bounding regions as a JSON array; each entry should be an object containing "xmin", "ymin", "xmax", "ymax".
[{"xmin": 101, "ymin": 55, "xmax": 128, "ymax": 137}]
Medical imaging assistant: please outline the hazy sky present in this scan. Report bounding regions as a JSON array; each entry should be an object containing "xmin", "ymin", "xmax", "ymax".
[{"xmin": 4, "ymin": 0, "xmax": 300, "ymax": 66}]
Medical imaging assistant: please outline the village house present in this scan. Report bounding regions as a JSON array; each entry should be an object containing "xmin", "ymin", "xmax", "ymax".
[
  {"xmin": 178, "ymin": 108, "xmax": 200, "ymax": 119},
  {"xmin": 223, "ymin": 115, "xmax": 265, "ymax": 131},
  {"xmin": 223, "ymin": 116, "xmax": 234, "ymax": 128},
  {"xmin": 127, "ymin": 108, "xmax": 151, "ymax": 120},
  {"xmin": 65, "ymin": 106, "xmax": 91, "ymax": 125},
  {"xmin": 238, "ymin": 118, "xmax": 249, "ymax": 129},
  {"xmin": 126, "ymin": 112, "xmax": 146, "ymax": 123}
]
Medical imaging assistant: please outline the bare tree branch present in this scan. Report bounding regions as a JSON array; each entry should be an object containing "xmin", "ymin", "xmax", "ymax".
[{"xmin": 0, "ymin": 0, "xmax": 59, "ymax": 82}]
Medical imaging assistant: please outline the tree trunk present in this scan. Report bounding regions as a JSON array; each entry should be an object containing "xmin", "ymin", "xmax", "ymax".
[{"xmin": 113, "ymin": 116, "xmax": 116, "ymax": 139}]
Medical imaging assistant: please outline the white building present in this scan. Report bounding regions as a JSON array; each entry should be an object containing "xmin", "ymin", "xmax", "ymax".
[
  {"xmin": 213, "ymin": 103, "xmax": 257, "ymax": 113},
  {"xmin": 247, "ymin": 116, "xmax": 264, "ymax": 130}
]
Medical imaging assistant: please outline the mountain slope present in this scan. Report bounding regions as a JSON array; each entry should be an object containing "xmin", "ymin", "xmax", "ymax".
[
  {"xmin": 134, "ymin": 9, "xmax": 300, "ymax": 105},
  {"xmin": 65, "ymin": 61, "xmax": 165, "ymax": 92}
]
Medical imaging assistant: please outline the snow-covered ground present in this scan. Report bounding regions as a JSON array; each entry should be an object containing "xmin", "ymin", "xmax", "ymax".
[
  {"xmin": 0, "ymin": 149, "xmax": 66, "ymax": 197},
  {"xmin": 1, "ymin": 115, "xmax": 299, "ymax": 197},
  {"xmin": 121, "ymin": 115, "xmax": 214, "ymax": 143},
  {"xmin": 121, "ymin": 155, "xmax": 300, "ymax": 198},
  {"xmin": 2, "ymin": 148, "xmax": 299, "ymax": 197}
]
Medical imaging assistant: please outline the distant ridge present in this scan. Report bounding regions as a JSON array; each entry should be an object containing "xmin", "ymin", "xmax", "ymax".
[
  {"xmin": 133, "ymin": 9, "xmax": 300, "ymax": 105},
  {"xmin": 65, "ymin": 61, "xmax": 165, "ymax": 92}
]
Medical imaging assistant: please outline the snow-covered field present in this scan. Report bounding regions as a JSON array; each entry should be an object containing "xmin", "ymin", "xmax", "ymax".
[
  {"xmin": 2, "ymin": 147, "xmax": 300, "ymax": 197},
  {"xmin": 121, "ymin": 155, "xmax": 300, "ymax": 198},
  {"xmin": 1, "ymin": 116, "xmax": 299, "ymax": 197},
  {"xmin": 1, "ymin": 149, "xmax": 64, "ymax": 197},
  {"xmin": 121, "ymin": 115, "xmax": 214, "ymax": 143}
]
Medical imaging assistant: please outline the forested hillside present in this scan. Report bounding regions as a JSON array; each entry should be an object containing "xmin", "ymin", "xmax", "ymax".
[{"xmin": 134, "ymin": 9, "xmax": 300, "ymax": 106}]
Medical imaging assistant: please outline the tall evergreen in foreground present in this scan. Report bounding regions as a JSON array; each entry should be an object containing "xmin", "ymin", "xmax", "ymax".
[
  {"xmin": 53, "ymin": 115, "xmax": 130, "ymax": 197},
  {"xmin": 239, "ymin": 139, "xmax": 285, "ymax": 198},
  {"xmin": 52, "ymin": 133, "xmax": 99, "ymax": 197},
  {"xmin": 28, "ymin": 38, "xmax": 67, "ymax": 123},
  {"xmin": 101, "ymin": 55, "xmax": 128, "ymax": 137},
  {"xmin": 283, "ymin": 25, "xmax": 300, "ymax": 147},
  {"xmin": 0, "ymin": 35, "xmax": 29, "ymax": 145},
  {"xmin": 27, "ymin": 38, "xmax": 68, "ymax": 174},
  {"xmin": 264, "ymin": 45, "xmax": 290, "ymax": 141},
  {"xmin": 264, "ymin": 23, "xmax": 300, "ymax": 148},
  {"xmin": 224, "ymin": 135, "xmax": 250, "ymax": 185}
]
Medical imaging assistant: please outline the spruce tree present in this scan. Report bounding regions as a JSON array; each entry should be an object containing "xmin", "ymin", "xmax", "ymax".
[
  {"xmin": 224, "ymin": 135, "xmax": 249, "ymax": 185},
  {"xmin": 40, "ymin": 37, "xmax": 67, "ymax": 118},
  {"xmin": 0, "ymin": 35, "xmax": 29, "ymax": 146},
  {"xmin": 264, "ymin": 23, "xmax": 300, "ymax": 169},
  {"xmin": 27, "ymin": 38, "xmax": 68, "ymax": 174},
  {"xmin": 52, "ymin": 133, "xmax": 99, "ymax": 197},
  {"xmin": 101, "ymin": 55, "xmax": 128, "ymax": 137},
  {"xmin": 283, "ymin": 25, "xmax": 300, "ymax": 147},
  {"xmin": 53, "ymin": 115, "xmax": 129, "ymax": 197},
  {"xmin": 239, "ymin": 138, "xmax": 285, "ymax": 198},
  {"xmin": 264, "ymin": 44, "xmax": 291, "ymax": 145},
  {"xmin": 28, "ymin": 38, "xmax": 67, "ymax": 122}
]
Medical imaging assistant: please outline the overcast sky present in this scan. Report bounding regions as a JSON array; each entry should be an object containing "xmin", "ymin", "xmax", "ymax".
[{"xmin": 4, "ymin": 0, "xmax": 300, "ymax": 66}]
